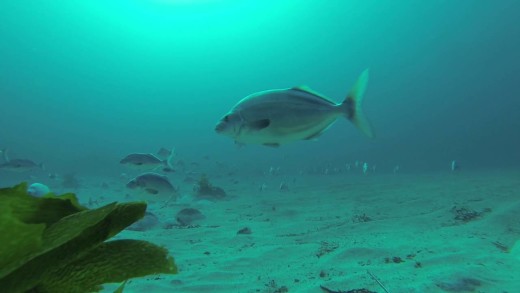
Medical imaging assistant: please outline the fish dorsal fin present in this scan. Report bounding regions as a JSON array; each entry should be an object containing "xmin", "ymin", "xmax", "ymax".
[
  {"xmin": 292, "ymin": 85, "xmax": 313, "ymax": 92},
  {"xmin": 291, "ymin": 86, "xmax": 336, "ymax": 104}
]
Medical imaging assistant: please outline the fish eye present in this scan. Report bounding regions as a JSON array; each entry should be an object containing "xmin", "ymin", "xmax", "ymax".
[{"xmin": 223, "ymin": 115, "xmax": 229, "ymax": 122}]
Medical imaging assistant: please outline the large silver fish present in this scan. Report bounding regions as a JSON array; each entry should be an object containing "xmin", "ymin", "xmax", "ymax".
[{"xmin": 215, "ymin": 69, "xmax": 374, "ymax": 147}]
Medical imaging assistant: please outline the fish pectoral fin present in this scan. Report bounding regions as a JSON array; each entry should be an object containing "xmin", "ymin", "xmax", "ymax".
[
  {"xmin": 145, "ymin": 188, "xmax": 159, "ymax": 195},
  {"xmin": 263, "ymin": 143, "xmax": 280, "ymax": 148},
  {"xmin": 248, "ymin": 119, "xmax": 270, "ymax": 130}
]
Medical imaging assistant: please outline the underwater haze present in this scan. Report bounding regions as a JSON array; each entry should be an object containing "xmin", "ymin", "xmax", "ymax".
[
  {"xmin": 2, "ymin": 1, "xmax": 520, "ymax": 292},
  {"xmin": 1, "ymin": 0, "xmax": 519, "ymax": 177}
]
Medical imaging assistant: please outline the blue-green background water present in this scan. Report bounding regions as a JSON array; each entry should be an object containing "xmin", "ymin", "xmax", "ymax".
[{"xmin": 1, "ymin": 0, "xmax": 519, "ymax": 180}]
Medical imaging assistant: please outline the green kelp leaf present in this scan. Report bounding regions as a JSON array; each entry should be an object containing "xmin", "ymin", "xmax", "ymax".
[
  {"xmin": 0, "ymin": 205, "xmax": 45, "ymax": 279},
  {"xmin": 0, "ymin": 183, "xmax": 85, "ymax": 279},
  {"xmin": 36, "ymin": 240, "xmax": 177, "ymax": 293},
  {"xmin": 114, "ymin": 280, "xmax": 127, "ymax": 293},
  {"xmin": 35, "ymin": 192, "xmax": 87, "ymax": 224},
  {"xmin": 0, "ymin": 202, "xmax": 147, "ymax": 292},
  {"xmin": 0, "ymin": 182, "xmax": 86, "ymax": 226}
]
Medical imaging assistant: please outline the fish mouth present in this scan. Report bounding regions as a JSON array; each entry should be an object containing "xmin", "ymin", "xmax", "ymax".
[
  {"xmin": 215, "ymin": 122, "xmax": 226, "ymax": 133},
  {"xmin": 126, "ymin": 181, "xmax": 137, "ymax": 189}
]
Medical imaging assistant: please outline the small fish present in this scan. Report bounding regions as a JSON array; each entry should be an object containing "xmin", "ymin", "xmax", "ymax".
[
  {"xmin": 259, "ymin": 183, "xmax": 267, "ymax": 191},
  {"xmin": 279, "ymin": 182, "xmax": 289, "ymax": 192},
  {"xmin": 120, "ymin": 150, "xmax": 174, "ymax": 171},
  {"xmin": 0, "ymin": 159, "xmax": 44, "ymax": 172},
  {"xmin": 127, "ymin": 211, "xmax": 159, "ymax": 231},
  {"xmin": 120, "ymin": 153, "xmax": 163, "ymax": 168},
  {"xmin": 126, "ymin": 172, "xmax": 177, "ymax": 198},
  {"xmin": 215, "ymin": 69, "xmax": 374, "ymax": 147},
  {"xmin": 176, "ymin": 208, "xmax": 205, "ymax": 226},
  {"xmin": 0, "ymin": 148, "xmax": 7, "ymax": 162},
  {"xmin": 157, "ymin": 147, "xmax": 175, "ymax": 160},
  {"xmin": 0, "ymin": 149, "xmax": 44, "ymax": 172}
]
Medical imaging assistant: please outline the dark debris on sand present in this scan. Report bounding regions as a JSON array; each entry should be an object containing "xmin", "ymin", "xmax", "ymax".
[
  {"xmin": 193, "ymin": 174, "xmax": 226, "ymax": 199},
  {"xmin": 451, "ymin": 206, "xmax": 491, "ymax": 223},
  {"xmin": 435, "ymin": 277, "xmax": 482, "ymax": 292},
  {"xmin": 320, "ymin": 285, "xmax": 376, "ymax": 293}
]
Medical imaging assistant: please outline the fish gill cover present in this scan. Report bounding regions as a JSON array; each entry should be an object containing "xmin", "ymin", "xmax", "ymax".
[{"xmin": 0, "ymin": 183, "xmax": 177, "ymax": 293}]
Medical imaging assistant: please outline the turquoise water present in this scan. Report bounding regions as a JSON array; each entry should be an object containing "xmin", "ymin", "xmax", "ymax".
[
  {"xmin": 1, "ymin": 1, "xmax": 520, "ymax": 292},
  {"xmin": 1, "ymin": 1, "xmax": 519, "ymax": 178}
]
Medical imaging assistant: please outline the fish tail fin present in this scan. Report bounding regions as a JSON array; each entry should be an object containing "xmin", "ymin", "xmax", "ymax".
[
  {"xmin": 341, "ymin": 69, "xmax": 375, "ymax": 138},
  {"xmin": 1, "ymin": 148, "xmax": 9, "ymax": 163}
]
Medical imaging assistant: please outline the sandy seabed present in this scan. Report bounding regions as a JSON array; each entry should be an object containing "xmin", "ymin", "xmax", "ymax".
[{"xmin": 86, "ymin": 169, "xmax": 520, "ymax": 293}]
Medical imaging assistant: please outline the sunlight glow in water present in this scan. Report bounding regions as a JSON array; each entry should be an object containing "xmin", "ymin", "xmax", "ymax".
[{"xmin": 78, "ymin": 0, "xmax": 303, "ymax": 48}]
